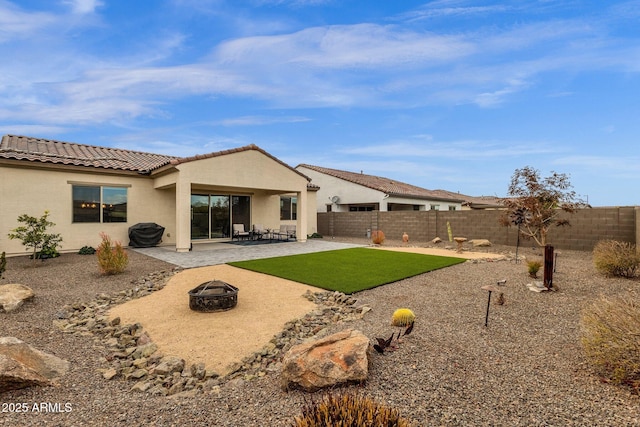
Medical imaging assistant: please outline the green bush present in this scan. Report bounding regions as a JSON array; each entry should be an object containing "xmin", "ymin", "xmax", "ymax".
[
  {"xmin": 0, "ymin": 251, "xmax": 6, "ymax": 279},
  {"xmin": 78, "ymin": 246, "xmax": 96, "ymax": 255},
  {"xmin": 593, "ymin": 240, "xmax": 640, "ymax": 278},
  {"xmin": 8, "ymin": 210, "xmax": 62, "ymax": 262},
  {"xmin": 96, "ymin": 232, "xmax": 128, "ymax": 275},
  {"xmin": 527, "ymin": 259, "xmax": 542, "ymax": 278},
  {"xmin": 581, "ymin": 297, "xmax": 640, "ymax": 387},
  {"xmin": 292, "ymin": 392, "xmax": 412, "ymax": 427},
  {"xmin": 33, "ymin": 244, "xmax": 60, "ymax": 259}
]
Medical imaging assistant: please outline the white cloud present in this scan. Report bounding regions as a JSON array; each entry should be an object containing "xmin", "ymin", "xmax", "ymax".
[
  {"xmin": 1, "ymin": 4, "xmax": 639, "ymax": 126},
  {"xmin": 338, "ymin": 139, "xmax": 560, "ymax": 160},
  {"xmin": 0, "ymin": 1, "xmax": 56, "ymax": 40},
  {"xmin": 215, "ymin": 24, "xmax": 474, "ymax": 69},
  {"xmin": 0, "ymin": 124, "xmax": 68, "ymax": 136},
  {"xmin": 62, "ymin": 0, "xmax": 104, "ymax": 15},
  {"xmin": 399, "ymin": 4, "xmax": 510, "ymax": 22},
  {"xmin": 216, "ymin": 115, "xmax": 310, "ymax": 126}
]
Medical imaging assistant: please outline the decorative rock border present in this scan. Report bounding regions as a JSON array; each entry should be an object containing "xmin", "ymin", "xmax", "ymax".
[{"xmin": 53, "ymin": 268, "xmax": 372, "ymax": 396}]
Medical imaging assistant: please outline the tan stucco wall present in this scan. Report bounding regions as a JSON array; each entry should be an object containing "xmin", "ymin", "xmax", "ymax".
[
  {"xmin": 1, "ymin": 148, "xmax": 316, "ymax": 255},
  {"xmin": 1, "ymin": 165, "xmax": 175, "ymax": 256},
  {"xmin": 164, "ymin": 149, "xmax": 313, "ymax": 251}
]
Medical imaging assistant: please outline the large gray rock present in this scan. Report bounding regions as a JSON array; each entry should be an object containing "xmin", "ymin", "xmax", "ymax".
[
  {"xmin": 0, "ymin": 284, "xmax": 34, "ymax": 313},
  {"xmin": 0, "ymin": 337, "xmax": 69, "ymax": 392},
  {"xmin": 281, "ymin": 329, "xmax": 369, "ymax": 392},
  {"xmin": 153, "ymin": 356, "xmax": 185, "ymax": 376}
]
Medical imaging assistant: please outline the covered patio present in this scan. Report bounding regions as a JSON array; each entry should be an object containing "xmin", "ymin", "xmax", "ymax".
[{"xmin": 149, "ymin": 145, "xmax": 316, "ymax": 252}]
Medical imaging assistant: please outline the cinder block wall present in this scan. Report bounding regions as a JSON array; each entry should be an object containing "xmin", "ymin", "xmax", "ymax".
[{"xmin": 318, "ymin": 207, "xmax": 637, "ymax": 251}]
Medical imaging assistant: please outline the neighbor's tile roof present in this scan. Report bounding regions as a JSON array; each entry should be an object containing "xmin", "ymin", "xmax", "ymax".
[
  {"xmin": 297, "ymin": 164, "xmax": 465, "ymax": 202},
  {"xmin": 432, "ymin": 189, "xmax": 504, "ymax": 208},
  {"xmin": 0, "ymin": 135, "xmax": 177, "ymax": 173}
]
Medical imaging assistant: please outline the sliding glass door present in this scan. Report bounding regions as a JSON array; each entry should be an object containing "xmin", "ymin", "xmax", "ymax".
[
  {"xmin": 191, "ymin": 195, "xmax": 210, "ymax": 239},
  {"xmin": 191, "ymin": 194, "xmax": 250, "ymax": 240},
  {"xmin": 210, "ymin": 196, "xmax": 230, "ymax": 238}
]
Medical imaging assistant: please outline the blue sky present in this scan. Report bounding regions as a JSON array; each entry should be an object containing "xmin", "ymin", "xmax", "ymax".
[{"xmin": 1, "ymin": 0, "xmax": 639, "ymax": 206}]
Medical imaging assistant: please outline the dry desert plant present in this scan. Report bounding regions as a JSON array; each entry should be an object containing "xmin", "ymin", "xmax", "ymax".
[
  {"xmin": 593, "ymin": 240, "xmax": 640, "ymax": 278},
  {"xmin": 581, "ymin": 296, "xmax": 640, "ymax": 387}
]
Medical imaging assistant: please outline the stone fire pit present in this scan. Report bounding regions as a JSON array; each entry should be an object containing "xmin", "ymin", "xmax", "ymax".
[{"xmin": 188, "ymin": 280, "xmax": 238, "ymax": 312}]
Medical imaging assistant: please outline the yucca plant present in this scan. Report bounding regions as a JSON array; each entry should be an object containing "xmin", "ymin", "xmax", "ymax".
[{"xmin": 292, "ymin": 391, "xmax": 412, "ymax": 427}]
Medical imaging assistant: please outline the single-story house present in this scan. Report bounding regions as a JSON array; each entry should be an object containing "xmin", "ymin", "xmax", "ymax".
[
  {"xmin": 0, "ymin": 135, "xmax": 317, "ymax": 255},
  {"xmin": 423, "ymin": 189, "xmax": 505, "ymax": 210},
  {"xmin": 295, "ymin": 164, "xmax": 465, "ymax": 212}
]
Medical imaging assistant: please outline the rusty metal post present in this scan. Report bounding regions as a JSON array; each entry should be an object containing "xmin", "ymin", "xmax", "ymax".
[{"xmin": 543, "ymin": 245, "xmax": 554, "ymax": 289}]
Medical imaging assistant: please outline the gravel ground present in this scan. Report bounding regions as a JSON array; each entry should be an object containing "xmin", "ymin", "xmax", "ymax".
[{"xmin": 1, "ymin": 238, "xmax": 640, "ymax": 426}]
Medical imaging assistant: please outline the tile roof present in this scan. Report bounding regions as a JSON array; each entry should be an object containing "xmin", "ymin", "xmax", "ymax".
[
  {"xmin": 0, "ymin": 135, "xmax": 308, "ymax": 180},
  {"xmin": 0, "ymin": 135, "xmax": 177, "ymax": 173},
  {"xmin": 432, "ymin": 189, "xmax": 504, "ymax": 208},
  {"xmin": 297, "ymin": 164, "xmax": 465, "ymax": 202}
]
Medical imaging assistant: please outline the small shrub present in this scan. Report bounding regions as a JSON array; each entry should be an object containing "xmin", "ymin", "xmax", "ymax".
[
  {"xmin": 292, "ymin": 392, "xmax": 412, "ymax": 427},
  {"xmin": 8, "ymin": 210, "xmax": 63, "ymax": 262},
  {"xmin": 527, "ymin": 260, "xmax": 542, "ymax": 278},
  {"xmin": 96, "ymin": 232, "xmax": 128, "ymax": 275},
  {"xmin": 308, "ymin": 233, "xmax": 323, "ymax": 239},
  {"xmin": 78, "ymin": 246, "xmax": 96, "ymax": 255},
  {"xmin": 581, "ymin": 296, "xmax": 640, "ymax": 387},
  {"xmin": 0, "ymin": 251, "xmax": 6, "ymax": 279},
  {"xmin": 371, "ymin": 230, "xmax": 385, "ymax": 245},
  {"xmin": 593, "ymin": 240, "xmax": 640, "ymax": 278},
  {"xmin": 33, "ymin": 244, "xmax": 60, "ymax": 260}
]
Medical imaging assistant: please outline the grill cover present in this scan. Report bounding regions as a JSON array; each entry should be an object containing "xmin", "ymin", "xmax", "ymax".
[{"xmin": 128, "ymin": 223, "xmax": 165, "ymax": 248}]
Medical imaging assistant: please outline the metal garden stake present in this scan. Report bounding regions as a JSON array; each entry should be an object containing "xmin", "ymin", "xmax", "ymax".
[{"xmin": 481, "ymin": 285, "xmax": 499, "ymax": 327}]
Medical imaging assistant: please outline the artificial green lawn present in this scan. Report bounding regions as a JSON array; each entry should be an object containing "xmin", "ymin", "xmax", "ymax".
[{"xmin": 227, "ymin": 247, "xmax": 466, "ymax": 294}]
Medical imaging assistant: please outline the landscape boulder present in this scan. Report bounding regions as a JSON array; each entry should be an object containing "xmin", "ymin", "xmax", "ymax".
[
  {"xmin": 0, "ymin": 284, "xmax": 34, "ymax": 313},
  {"xmin": 153, "ymin": 356, "xmax": 185, "ymax": 376},
  {"xmin": 0, "ymin": 337, "xmax": 69, "ymax": 392},
  {"xmin": 470, "ymin": 239, "xmax": 492, "ymax": 247},
  {"xmin": 281, "ymin": 329, "xmax": 369, "ymax": 392}
]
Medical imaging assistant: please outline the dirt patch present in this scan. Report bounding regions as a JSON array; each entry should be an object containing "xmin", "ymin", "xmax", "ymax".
[{"xmin": 108, "ymin": 264, "xmax": 318, "ymax": 376}]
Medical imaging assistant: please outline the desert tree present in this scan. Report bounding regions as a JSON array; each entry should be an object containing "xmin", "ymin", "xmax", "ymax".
[{"xmin": 500, "ymin": 166, "xmax": 589, "ymax": 247}]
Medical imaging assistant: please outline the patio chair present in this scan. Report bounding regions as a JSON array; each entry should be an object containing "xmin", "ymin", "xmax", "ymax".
[
  {"xmin": 273, "ymin": 225, "xmax": 288, "ymax": 241},
  {"xmin": 252, "ymin": 224, "xmax": 265, "ymax": 240},
  {"xmin": 286, "ymin": 225, "xmax": 296, "ymax": 240},
  {"xmin": 232, "ymin": 224, "xmax": 250, "ymax": 241},
  {"xmin": 275, "ymin": 225, "xmax": 296, "ymax": 241}
]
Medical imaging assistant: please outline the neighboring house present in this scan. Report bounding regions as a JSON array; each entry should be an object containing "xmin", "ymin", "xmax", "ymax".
[
  {"xmin": 296, "ymin": 164, "xmax": 465, "ymax": 212},
  {"xmin": 0, "ymin": 135, "xmax": 317, "ymax": 255},
  {"xmin": 428, "ymin": 189, "xmax": 504, "ymax": 210}
]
